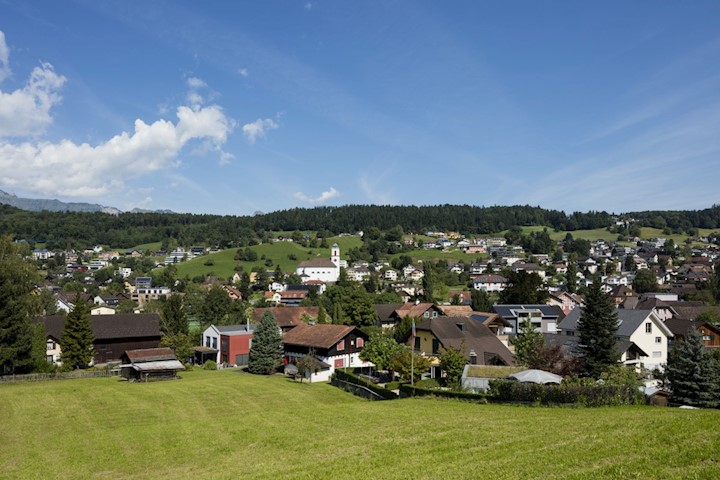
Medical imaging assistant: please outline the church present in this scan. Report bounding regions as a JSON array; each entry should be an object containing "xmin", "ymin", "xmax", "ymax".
[{"xmin": 295, "ymin": 243, "xmax": 341, "ymax": 283}]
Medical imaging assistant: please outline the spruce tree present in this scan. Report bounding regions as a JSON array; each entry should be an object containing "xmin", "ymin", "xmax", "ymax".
[
  {"xmin": 666, "ymin": 330, "xmax": 720, "ymax": 408},
  {"xmin": 577, "ymin": 280, "xmax": 619, "ymax": 378},
  {"xmin": 248, "ymin": 311, "xmax": 282, "ymax": 375},
  {"xmin": 61, "ymin": 296, "xmax": 95, "ymax": 369},
  {"xmin": 0, "ymin": 236, "xmax": 37, "ymax": 375}
]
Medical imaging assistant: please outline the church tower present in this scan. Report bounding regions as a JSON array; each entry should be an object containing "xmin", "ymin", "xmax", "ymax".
[{"xmin": 331, "ymin": 243, "xmax": 340, "ymax": 267}]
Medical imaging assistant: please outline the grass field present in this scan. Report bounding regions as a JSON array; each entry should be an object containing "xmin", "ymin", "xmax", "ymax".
[
  {"xmin": 172, "ymin": 236, "xmax": 364, "ymax": 279},
  {"xmin": 1, "ymin": 369, "xmax": 719, "ymax": 479}
]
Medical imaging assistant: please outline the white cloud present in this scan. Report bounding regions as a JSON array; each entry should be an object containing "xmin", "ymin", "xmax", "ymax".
[
  {"xmin": 0, "ymin": 104, "xmax": 235, "ymax": 197},
  {"xmin": 294, "ymin": 187, "xmax": 340, "ymax": 205},
  {"xmin": 242, "ymin": 118, "xmax": 278, "ymax": 143},
  {"xmin": 0, "ymin": 31, "xmax": 10, "ymax": 82},
  {"xmin": 0, "ymin": 61, "xmax": 66, "ymax": 138},
  {"xmin": 185, "ymin": 76, "xmax": 208, "ymax": 107},
  {"xmin": 186, "ymin": 76, "xmax": 207, "ymax": 89},
  {"xmin": 238, "ymin": 68, "xmax": 249, "ymax": 78},
  {"xmin": 304, "ymin": 2, "xmax": 313, "ymax": 11}
]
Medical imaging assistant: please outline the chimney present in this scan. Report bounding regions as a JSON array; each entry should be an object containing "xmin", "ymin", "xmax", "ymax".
[{"xmin": 469, "ymin": 350, "xmax": 477, "ymax": 365}]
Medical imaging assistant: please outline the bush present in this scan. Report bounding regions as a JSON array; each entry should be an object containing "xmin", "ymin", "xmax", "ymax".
[
  {"xmin": 183, "ymin": 362, "xmax": 194, "ymax": 371},
  {"xmin": 487, "ymin": 379, "xmax": 644, "ymax": 407},
  {"xmin": 415, "ymin": 378, "xmax": 440, "ymax": 389},
  {"xmin": 400, "ymin": 384, "xmax": 487, "ymax": 402},
  {"xmin": 203, "ymin": 361, "xmax": 217, "ymax": 371}
]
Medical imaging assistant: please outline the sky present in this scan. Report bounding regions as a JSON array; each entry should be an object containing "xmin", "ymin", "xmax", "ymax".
[{"xmin": 1, "ymin": 1, "xmax": 719, "ymax": 216}]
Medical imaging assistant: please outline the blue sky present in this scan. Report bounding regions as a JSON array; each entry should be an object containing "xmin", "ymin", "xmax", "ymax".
[{"xmin": 1, "ymin": 1, "xmax": 719, "ymax": 215}]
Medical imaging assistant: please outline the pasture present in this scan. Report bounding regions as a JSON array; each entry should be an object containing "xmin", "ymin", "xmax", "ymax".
[{"xmin": 1, "ymin": 369, "xmax": 718, "ymax": 479}]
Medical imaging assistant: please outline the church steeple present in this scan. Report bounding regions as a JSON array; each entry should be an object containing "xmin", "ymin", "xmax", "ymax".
[{"xmin": 331, "ymin": 243, "xmax": 340, "ymax": 267}]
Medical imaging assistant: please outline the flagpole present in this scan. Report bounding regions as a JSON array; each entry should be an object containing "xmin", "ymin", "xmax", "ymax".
[{"xmin": 411, "ymin": 318, "xmax": 415, "ymax": 387}]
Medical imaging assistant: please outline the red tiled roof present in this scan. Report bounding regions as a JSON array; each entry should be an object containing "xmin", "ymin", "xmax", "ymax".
[
  {"xmin": 253, "ymin": 307, "xmax": 319, "ymax": 328},
  {"xmin": 281, "ymin": 323, "xmax": 355, "ymax": 349}
]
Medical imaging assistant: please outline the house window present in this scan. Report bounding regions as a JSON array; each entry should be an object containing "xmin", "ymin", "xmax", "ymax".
[
  {"xmin": 46, "ymin": 340, "xmax": 55, "ymax": 351},
  {"xmin": 414, "ymin": 337, "xmax": 420, "ymax": 350},
  {"xmin": 212, "ymin": 337, "xmax": 218, "ymax": 350},
  {"xmin": 356, "ymin": 337, "xmax": 364, "ymax": 348},
  {"xmin": 337, "ymin": 340, "xmax": 345, "ymax": 351},
  {"xmin": 424, "ymin": 311, "xmax": 430, "ymax": 318},
  {"xmin": 206, "ymin": 336, "xmax": 211, "ymax": 348},
  {"xmin": 652, "ymin": 351, "xmax": 662, "ymax": 358},
  {"xmin": 432, "ymin": 339, "xmax": 440, "ymax": 354},
  {"xmin": 655, "ymin": 337, "xmax": 662, "ymax": 344},
  {"xmin": 645, "ymin": 322, "xmax": 652, "ymax": 333},
  {"xmin": 221, "ymin": 338, "xmax": 228, "ymax": 351},
  {"xmin": 432, "ymin": 311, "xmax": 438, "ymax": 318}
]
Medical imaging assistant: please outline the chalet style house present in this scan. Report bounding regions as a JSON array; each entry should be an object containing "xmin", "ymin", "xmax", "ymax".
[{"xmin": 282, "ymin": 323, "xmax": 371, "ymax": 382}]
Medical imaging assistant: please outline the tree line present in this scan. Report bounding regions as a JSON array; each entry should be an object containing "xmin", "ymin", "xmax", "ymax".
[{"xmin": 2, "ymin": 202, "xmax": 720, "ymax": 250}]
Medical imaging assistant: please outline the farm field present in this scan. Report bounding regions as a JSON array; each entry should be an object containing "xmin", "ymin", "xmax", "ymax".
[{"xmin": 1, "ymin": 369, "xmax": 719, "ymax": 479}]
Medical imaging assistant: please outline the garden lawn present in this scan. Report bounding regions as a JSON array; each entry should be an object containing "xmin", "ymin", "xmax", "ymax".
[{"xmin": 1, "ymin": 369, "xmax": 719, "ymax": 479}]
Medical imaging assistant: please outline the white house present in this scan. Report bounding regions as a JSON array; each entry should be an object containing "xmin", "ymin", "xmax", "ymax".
[
  {"xmin": 558, "ymin": 308, "xmax": 673, "ymax": 371},
  {"xmin": 472, "ymin": 274, "xmax": 508, "ymax": 292}
]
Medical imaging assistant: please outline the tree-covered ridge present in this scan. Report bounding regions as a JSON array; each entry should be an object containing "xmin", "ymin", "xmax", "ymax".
[{"xmin": 1, "ymin": 202, "xmax": 720, "ymax": 250}]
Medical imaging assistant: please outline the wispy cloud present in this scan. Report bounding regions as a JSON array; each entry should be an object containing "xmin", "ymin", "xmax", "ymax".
[
  {"xmin": 238, "ymin": 67, "xmax": 248, "ymax": 78},
  {"xmin": 242, "ymin": 118, "xmax": 278, "ymax": 143},
  {"xmin": 359, "ymin": 174, "xmax": 395, "ymax": 205},
  {"xmin": 294, "ymin": 187, "xmax": 339, "ymax": 205},
  {"xmin": 0, "ymin": 31, "xmax": 10, "ymax": 82}
]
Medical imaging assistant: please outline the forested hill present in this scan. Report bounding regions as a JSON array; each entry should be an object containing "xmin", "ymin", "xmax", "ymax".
[{"xmin": 1, "ymin": 203, "xmax": 719, "ymax": 250}]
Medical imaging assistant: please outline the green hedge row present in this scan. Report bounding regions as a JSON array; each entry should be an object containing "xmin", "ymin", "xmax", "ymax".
[
  {"xmin": 399, "ymin": 384, "xmax": 488, "ymax": 402},
  {"xmin": 333, "ymin": 369, "xmax": 397, "ymax": 400},
  {"xmin": 488, "ymin": 380, "xmax": 645, "ymax": 406}
]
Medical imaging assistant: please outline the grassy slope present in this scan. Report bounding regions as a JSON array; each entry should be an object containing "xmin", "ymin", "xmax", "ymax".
[
  {"xmin": 1, "ymin": 370, "xmax": 719, "ymax": 480},
  {"xmin": 172, "ymin": 236, "xmax": 364, "ymax": 279}
]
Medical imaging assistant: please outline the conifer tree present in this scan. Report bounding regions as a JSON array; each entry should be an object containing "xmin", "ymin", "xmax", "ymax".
[
  {"xmin": 248, "ymin": 311, "xmax": 282, "ymax": 375},
  {"xmin": 666, "ymin": 330, "xmax": 720, "ymax": 408},
  {"xmin": 0, "ymin": 236, "xmax": 37, "ymax": 375},
  {"xmin": 61, "ymin": 296, "xmax": 95, "ymax": 369},
  {"xmin": 577, "ymin": 280, "xmax": 619, "ymax": 378}
]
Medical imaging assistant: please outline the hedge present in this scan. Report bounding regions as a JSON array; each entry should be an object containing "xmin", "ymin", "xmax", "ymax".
[
  {"xmin": 488, "ymin": 379, "xmax": 645, "ymax": 407},
  {"xmin": 333, "ymin": 369, "xmax": 397, "ymax": 400},
  {"xmin": 399, "ymin": 384, "xmax": 488, "ymax": 402}
]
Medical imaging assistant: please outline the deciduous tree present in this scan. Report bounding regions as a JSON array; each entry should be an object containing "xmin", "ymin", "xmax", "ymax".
[{"xmin": 439, "ymin": 345, "xmax": 467, "ymax": 386}]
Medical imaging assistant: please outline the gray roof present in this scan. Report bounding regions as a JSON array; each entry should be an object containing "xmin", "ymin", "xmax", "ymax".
[
  {"xmin": 216, "ymin": 324, "xmax": 255, "ymax": 335},
  {"xmin": 492, "ymin": 304, "xmax": 563, "ymax": 319},
  {"xmin": 36, "ymin": 314, "xmax": 161, "ymax": 340},
  {"xmin": 558, "ymin": 308, "xmax": 661, "ymax": 338}
]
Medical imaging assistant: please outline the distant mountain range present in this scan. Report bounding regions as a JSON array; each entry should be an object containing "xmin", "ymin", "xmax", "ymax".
[{"xmin": 0, "ymin": 190, "xmax": 174, "ymax": 214}]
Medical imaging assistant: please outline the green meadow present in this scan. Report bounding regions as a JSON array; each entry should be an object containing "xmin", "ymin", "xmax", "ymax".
[{"xmin": 1, "ymin": 369, "xmax": 718, "ymax": 479}]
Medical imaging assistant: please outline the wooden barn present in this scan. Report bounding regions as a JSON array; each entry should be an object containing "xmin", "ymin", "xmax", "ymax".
[
  {"xmin": 120, "ymin": 348, "xmax": 184, "ymax": 382},
  {"xmin": 35, "ymin": 313, "xmax": 163, "ymax": 366}
]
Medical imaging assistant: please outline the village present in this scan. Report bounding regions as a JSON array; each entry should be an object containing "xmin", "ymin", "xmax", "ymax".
[{"xmin": 24, "ymin": 225, "xmax": 720, "ymax": 404}]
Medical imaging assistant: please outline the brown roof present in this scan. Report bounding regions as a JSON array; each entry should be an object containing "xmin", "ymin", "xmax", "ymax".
[
  {"xmin": 393, "ymin": 302, "xmax": 433, "ymax": 318},
  {"xmin": 281, "ymin": 323, "xmax": 357, "ymax": 349},
  {"xmin": 36, "ymin": 313, "xmax": 161, "ymax": 340},
  {"xmin": 297, "ymin": 258, "xmax": 337, "ymax": 268},
  {"xmin": 253, "ymin": 307, "xmax": 319, "ymax": 328},
  {"xmin": 435, "ymin": 305, "xmax": 474, "ymax": 317},
  {"xmin": 412, "ymin": 316, "xmax": 514, "ymax": 366},
  {"xmin": 124, "ymin": 347, "xmax": 177, "ymax": 363}
]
